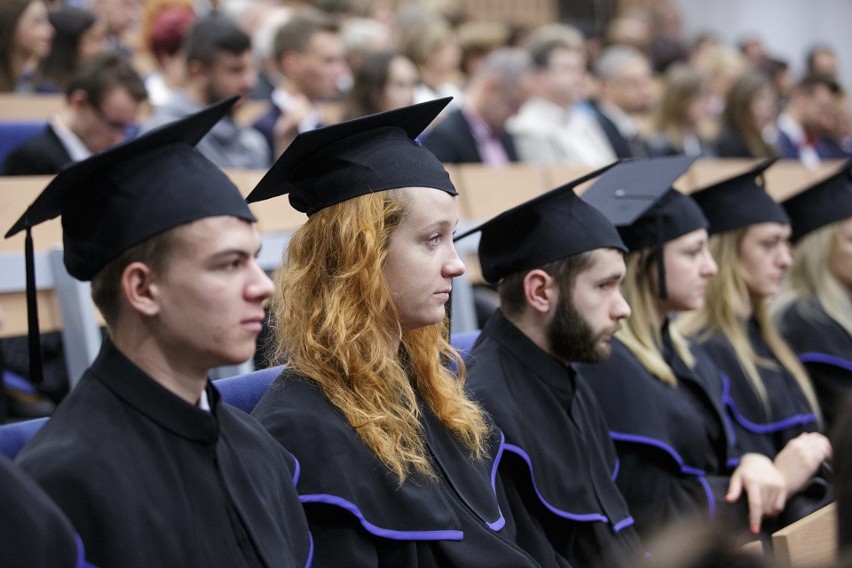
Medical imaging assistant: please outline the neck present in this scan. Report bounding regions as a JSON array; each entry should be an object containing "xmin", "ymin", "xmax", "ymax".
[{"xmin": 111, "ymin": 327, "xmax": 209, "ymax": 405}]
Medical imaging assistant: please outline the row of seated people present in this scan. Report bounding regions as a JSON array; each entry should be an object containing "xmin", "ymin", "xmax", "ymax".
[{"xmin": 0, "ymin": 97, "xmax": 850, "ymax": 567}]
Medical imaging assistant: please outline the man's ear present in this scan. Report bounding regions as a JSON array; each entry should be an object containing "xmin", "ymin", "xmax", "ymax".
[
  {"xmin": 67, "ymin": 88, "xmax": 89, "ymax": 111},
  {"xmin": 120, "ymin": 262, "xmax": 161, "ymax": 317},
  {"xmin": 523, "ymin": 268, "xmax": 557, "ymax": 315}
]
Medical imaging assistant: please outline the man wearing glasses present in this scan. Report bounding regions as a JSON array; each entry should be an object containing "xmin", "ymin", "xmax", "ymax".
[{"xmin": 2, "ymin": 51, "xmax": 147, "ymax": 176}]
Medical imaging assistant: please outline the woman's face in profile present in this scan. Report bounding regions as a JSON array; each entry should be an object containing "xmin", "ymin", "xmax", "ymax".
[
  {"xmin": 382, "ymin": 188, "xmax": 465, "ymax": 333},
  {"xmin": 830, "ymin": 217, "xmax": 852, "ymax": 292},
  {"xmin": 738, "ymin": 222, "xmax": 793, "ymax": 298}
]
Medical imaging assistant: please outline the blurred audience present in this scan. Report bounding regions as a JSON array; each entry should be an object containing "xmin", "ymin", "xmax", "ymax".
[
  {"xmin": 591, "ymin": 44, "xmax": 655, "ymax": 159},
  {"xmin": 143, "ymin": 11, "xmax": 269, "ymax": 169},
  {"xmin": 140, "ymin": 2, "xmax": 196, "ymax": 107},
  {"xmin": 509, "ymin": 24, "xmax": 615, "ymax": 166},
  {"xmin": 647, "ymin": 63, "xmax": 715, "ymax": 157},
  {"xmin": 252, "ymin": 6, "xmax": 349, "ymax": 158},
  {"xmin": 341, "ymin": 50, "xmax": 417, "ymax": 120},
  {"xmin": 3, "ymin": 51, "xmax": 146, "ymax": 174},
  {"xmin": 0, "ymin": 0, "xmax": 53, "ymax": 92},
  {"xmin": 716, "ymin": 72, "xmax": 779, "ymax": 158},
  {"xmin": 33, "ymin": 6, "xmax": 107, "ymax": 94},
  {"xmin": 423, "ymin": 47, "xmax": 532, "ymax": 165},
  {"xmin": 777, "ymin": 74, "xmax": 847, "ymax": 166}
]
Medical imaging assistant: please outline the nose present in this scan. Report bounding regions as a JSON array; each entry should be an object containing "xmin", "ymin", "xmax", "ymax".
[
  {"xmin": 702, "ymin": 250, "xmax": 718, "ymax": 276},
  {"xmin": 612, "ymin": 290, "xmax": 631, "ymax": 320},
  {"xmin": 778, "ymin": 242, "xmax": 793, "ymax": 269},
  {"xmin": 247, "ymin": 260, "xmax": 275, "ymax": 301},
  {"xmin": 443, "ymin": 244, "xmax": 465, "ymax": 278}
]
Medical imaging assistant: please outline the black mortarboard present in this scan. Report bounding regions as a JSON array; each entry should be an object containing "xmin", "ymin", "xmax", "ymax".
[
  {"xmin": 5, "ymin": 96, "xmax": 254, "ymax": 383},
  {"xmin": 454, "ymin": 163, "xmax": 626, "ymax": 284},
  {"xmin": 690, "ymin": 158, "xmax": 788, "ymax": 235},
  {"xmin": 581, "ymin": 156, "xmax": 705, "ymax": 298},
  {"xmin": 246, "ymin": 98, "xmax": 456, "ymax": 213},
  {"xmin": 782, "ymin": 158, "xmax": 852, "ymax": 243}
]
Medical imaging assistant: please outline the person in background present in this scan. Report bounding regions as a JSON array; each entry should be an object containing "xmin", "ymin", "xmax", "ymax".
[
  {"xmin": 646, "ymin": 63, "xmax": 716, "ymax": 157},
  {"xmin": 3, "ymin": 51, "xmax": 147, "ymax": 175},
  {"xmin": 252, "ymin": 6, "xmax": 349, "ymax": 158},
  {"xmin": 11, "ymin": 97, "xmax": 312, "ymax": 568},
  {"xmin": 458, "ymin": 166, "xmax": 642, "ymax": 567},
  {"xmin": 33, "ymin": 5, "xmax": 107, "ymax": 94},
  {"xmin": 400, "ymin": 13, "xmax": 463, "ymax": 113},
  {"xmin": 590, "ymin": 44, "xmax": 655, "ymax": 159},
  {"xmin": 89, "ymin": 0, "xmax": 141, "ymax": 58},
  {"xmin": 143, "ymin": 11, "xmax": 270, "ymax": 169},
  {"xmin": 508, "ymin": 24, "xmax": 616, "ymax": 167},
  {"xmin": 679, "ymin": 160, "xmax": 833, "ymax": 530},
  {"xmin": 341, "ymin": 50, "xmax": 418, "ymax": 120},
  {"xmin": 0, "ymin": 0, "xmax": 53, "ymax": 92},
  {"xmin": 774, "ymin": 160, "xmax": 852, "ymax": 429},
  {"xmin": 248, "ymin": 99, "xmax": 539, "ymax": 567},
  {"xmin": 715, "ymin": 72, "xmax": 779, "ymax": 158},
  {"xmin": 422, "ymin": 47, "xmax": 532, "ymax": 165},
  {"xmin": 805, "ymin": 44, "xmax": 839, "ymax": 79},
  {"xmin": 140, "ymin": 2, "xmax": 196, "ymax": 107},
  {"xmin": 580, "ymin": 156, "xmax": 789, "ymax": 539},
  {"xmin": 776, "ymin": 74, "xmax": 847, "ymax": 166}
]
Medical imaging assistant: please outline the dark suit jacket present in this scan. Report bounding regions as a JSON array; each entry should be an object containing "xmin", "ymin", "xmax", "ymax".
[
  {"xmin": 421, "ymin": 109, "xmax": 518, "ymax": 164},
  {"xmin": 252, "ymin": 104, "xmax": 280, "ymax": 158},
  {"xmin": 1, "ymin": 125, "xmax": 71, "ymax": 175},
  {"xmin": 589, "ymin": 103, "xmax": 642, "ymax": 159},
  {"xmin": 777, "ymin": 129, "xmax": 851, "ymax": 160}
]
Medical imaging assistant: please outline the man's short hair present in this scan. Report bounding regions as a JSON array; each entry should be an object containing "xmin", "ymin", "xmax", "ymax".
[
  {"xmin": 796, "ymin": 73, "xmax": 841, "ymax": 96},
  {"xmin": 498, "ymin": 251, "xmax": 595, "ymax": 319},
  {"xmin": 65, "ymin": 51, "xmax": 147, "ymax": 108},
  {"xmin": 524, "ymin": 24, "xmax": 584, "ymax": 70},
  {"xmin": 184, "ymin": 11, "xmax": 251, "ymax": 67},
  {"xmin": 272, "ymin": 7, "xmax": 338, "ymax": 63}
]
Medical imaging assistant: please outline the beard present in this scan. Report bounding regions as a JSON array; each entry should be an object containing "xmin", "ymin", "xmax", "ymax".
[{"xmin": 548, "ymin": 295, "xmax": 616, "ymax": 364}]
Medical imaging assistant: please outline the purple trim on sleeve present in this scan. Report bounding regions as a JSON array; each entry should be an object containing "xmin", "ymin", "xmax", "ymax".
[
  {"xmin": 799, "ymin": 352, "xmax": 852, "ymax": 373},
  {"xmin": 501, "ymin": 443, "xmax": 635, "ymax": 532},
  {"xmin": 609, "ymin": 431, "xmax": 717, "ymax": 520},
  {"xmin": 487, "ymin": 430, "xmax": 508, "ymax": 531},
  {"xmin": 299, "ymin": 493, "xmax": 464, "ymax": 541},
  {"xmin": 305, "ymin": 531, "xmax": 314, "ymax": 568},
  {"xmin": 721, "ymin": 387, "xmax": 818, "ymax": 435},
  {"xmin": 719, "ymin": 375, "xmax": 738, "ymax": 449},
  {"xmin": 291, "ymin": 454, "xmax": 301, "ymax": 485},
  {"xmin": 75, "ymin": 535, "xmax": 96, "ymax": 568},
  {"xmin": 612, "ymin": 457, "xmax": 620, "ymax": 482}
]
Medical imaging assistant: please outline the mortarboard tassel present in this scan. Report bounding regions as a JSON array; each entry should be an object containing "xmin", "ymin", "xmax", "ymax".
[{"xmin": 24, "ymin": 226, "xmax": 44, "ymax": 385}]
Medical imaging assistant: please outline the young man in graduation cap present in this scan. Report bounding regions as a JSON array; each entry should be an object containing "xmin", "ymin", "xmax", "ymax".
[
  {"xmin": 7, "ymin": 97, "xmax": 312, "ymax": 568},
  {"xmin": 456, "ymin": 165, "xmax": 642, "ymax": 568}
]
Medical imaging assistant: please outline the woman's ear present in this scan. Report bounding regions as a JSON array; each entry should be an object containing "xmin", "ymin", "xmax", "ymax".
[
  {"xmin": 523, "ymin": 269, "xmax": 557, "ymax": 315},
  {"xmin": 120, "ymin": 261, "xmax": 161, "ymax": 317}
]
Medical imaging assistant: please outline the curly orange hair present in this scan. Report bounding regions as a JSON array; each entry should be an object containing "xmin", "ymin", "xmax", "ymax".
[{"xmin": 270, "ymin": 189, "xmax": 489, "ymax": 482}]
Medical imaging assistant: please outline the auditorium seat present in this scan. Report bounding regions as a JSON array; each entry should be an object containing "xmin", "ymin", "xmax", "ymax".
[
  {"xmin": 0, "ymin": 417, "xmax": 48, "ymax": 460},
  {"xmin": 213, "ymin": 365, "xmax": 283, "ymax": 414}
]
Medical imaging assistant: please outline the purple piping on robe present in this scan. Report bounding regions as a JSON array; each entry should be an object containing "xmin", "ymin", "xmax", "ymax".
[
  {"xmin": 721, "ymin": 390, "xmax": 818, "ymax": 435},
  {"xmin": 500, "ymin": 443, "xmax": 635, "ymax": 531},
  {"xmin": 609, "ymin": 432, "xmax": 716, "ymax": 519},
  {"xmin": 799, "ymin": 352, "xmax": 852, "ymax": 373}
]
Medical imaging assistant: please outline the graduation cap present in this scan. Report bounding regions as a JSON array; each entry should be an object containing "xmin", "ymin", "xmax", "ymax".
[
  {"xmin": 5, "ymin": 96, "xmax": 254, "ymax": 383},
  {"xmin": 782, "ymin": 158, "xmax": 852, "ymax": 243},
  {"xmin": 690, "ymin": 158, "xmax": 788, "ymax": 235},
  {"xmin": 580, "ymin": 155, "xmax": 705, "ymax": 298},
  {"xmin": 454, "ymin": 163, "xmax": 626, "ymax": 284},
  {"xmin": 246, "ymin": 97, "xmax": 456, "ymax": 213}
]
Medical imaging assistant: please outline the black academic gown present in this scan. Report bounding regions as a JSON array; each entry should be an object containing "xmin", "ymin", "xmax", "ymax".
[
  {"xmin": 16, "ymin": 339, "xmax": 312, "ymax": 568},
  {"xmin": 0, "ymin": 456, "xmax": 92, "ymax": 568},
  {"xmin": 777, "ymin": 300, "xmax": 852, "ymax": 429},
  {"xmin": 696, "ymin": 319, "xmax": 819, "ymax": 459},
  {"xmin": 577, "ymin": 325, "xmax": 747, "ymax": 539},
  {"xmin": 466, "ymin": 311, "xmax": 642, "ymax": 568},
  {"xmin": 252, "ymin": 367, "xmax": 540, "ymax": 568},
  {"xmin": 695, "ymin": 319, "xmax": 829, "ymax": 525}
]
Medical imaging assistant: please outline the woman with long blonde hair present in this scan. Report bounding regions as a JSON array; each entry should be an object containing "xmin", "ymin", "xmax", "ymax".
[
  {"xmin": 579, "ymin": 156, "xmax": 787, "ymax": 538},
  {"xmin": 774, "ymin": 160, "xmax": 852, "ymax": 428},
  {"xmin": 247, "ymin": 99, "xmax": 538, "ymax": 567},
  {"xmin": 678, "ymin": 159, "xmax": 832, "ymax": 527}
]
